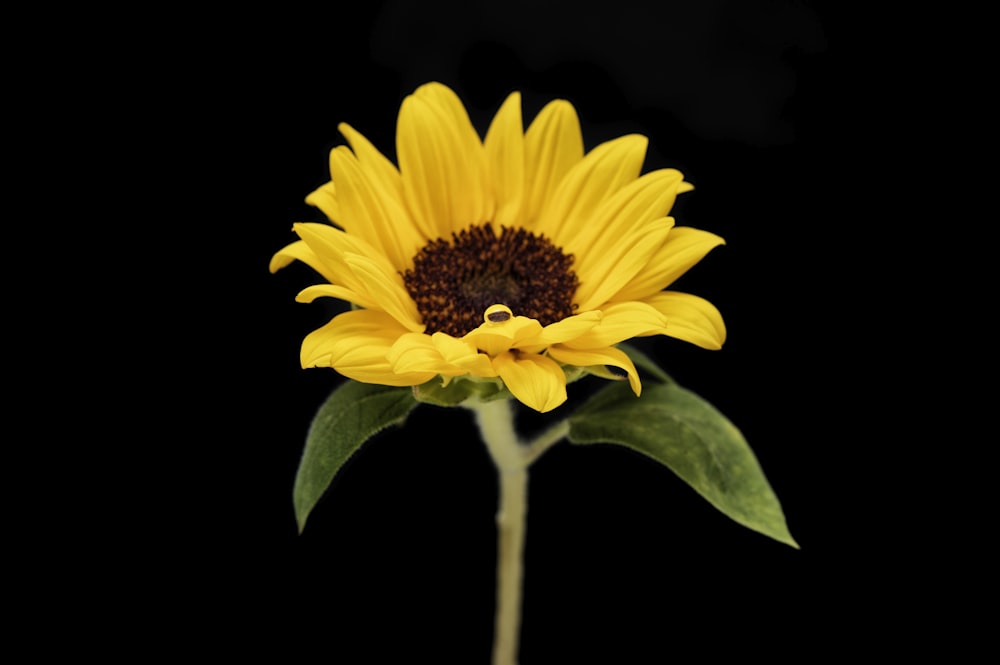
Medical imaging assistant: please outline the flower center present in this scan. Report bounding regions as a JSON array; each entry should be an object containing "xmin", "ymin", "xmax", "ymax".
[{"xmin": 403, "ymin": 224, "xmax": 579, "ymax": 337}]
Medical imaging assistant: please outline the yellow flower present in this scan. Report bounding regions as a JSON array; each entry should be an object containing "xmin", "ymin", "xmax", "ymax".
[{"xmin": 271, "ymin": 82, "xmax": 726, "ymax": 413}]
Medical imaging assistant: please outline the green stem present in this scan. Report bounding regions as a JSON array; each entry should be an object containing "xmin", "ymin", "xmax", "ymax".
[
  {"xmin": 470, "ymin": 398, "xmax": 526, "ymax": 665},
  {"xmin": 492, "ymin": 463, "xmax": 527, "ymax": 665},
  {"xmin": 470, "ymin": 398, "xmax": 567, "ymax": 665}
]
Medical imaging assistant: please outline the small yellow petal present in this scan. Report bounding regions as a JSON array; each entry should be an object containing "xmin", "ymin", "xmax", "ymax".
[
  {"xmin": 304, "ymin": 181, "xmax": 340, "ymax": 223},
  {"xmin": 295, "ymin": 283, "xmax": 370, "ymax": 308},
  {"xmin": 547, "ymin": 345, "xmax": 642, "ymax": 396},
  {"xmin": 493, "ymin": 351, "xmax": 567, "ymax": 413},
  {"xmin": 645, "ymin": 291, "xmax": 727, "ymax": 350},
  {"xmin": 269, "ymin": 239, "xmax": 336, "ymax": 284}
]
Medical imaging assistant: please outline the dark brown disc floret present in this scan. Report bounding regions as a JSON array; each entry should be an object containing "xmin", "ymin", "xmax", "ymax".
[{"xmin": 403, "ymin": 224, "xmax": 579, "ymax": 337}]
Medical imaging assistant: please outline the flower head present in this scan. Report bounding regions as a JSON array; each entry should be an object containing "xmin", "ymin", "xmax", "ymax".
[{"xmin": 271, "ymin": 82, "xmax": 726, "ymax": 413}]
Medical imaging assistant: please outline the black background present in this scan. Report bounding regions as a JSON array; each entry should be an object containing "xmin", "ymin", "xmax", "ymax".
[{"xmin": 43, "ymin": 2, "xmax": 949, "ymax": 661}]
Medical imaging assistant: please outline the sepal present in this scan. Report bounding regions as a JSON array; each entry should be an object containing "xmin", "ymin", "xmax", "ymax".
[{"xmin": 412, "ymin": 375, "xmax": 512, "ymax": 407}]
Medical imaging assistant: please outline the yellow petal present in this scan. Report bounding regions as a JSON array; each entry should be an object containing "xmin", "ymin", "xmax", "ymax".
[
  {"xmin": 560, "ymin": 301, "xmax": 668, "ymax": 349},
  {"xmin": 269, "ymin": 239, "xmax": 337, "ymax": 284},
  {"xmin": 547, "ymin": 345, "xmax": 642, "ymax": 396},
  {"xmin": 301, "ymin": 309, "xmax": 394, "ymax": 367},
  {"xmin": 574, "ymin": 217, "xmax": 675, "ymax": 311},
  {"xmin": 431, "ymin": 332, "xmax": 498, "ymax": 377},
  {"xmin": 397, "ymin": 83, "xmax": 490, "ymax": 239},
  {"xmin": 612, "ymin": 227, "xmax": 726, "ymax": 302},
  {"xmin": 304, "ymin": 181, "xmax": 340, "ymax": 223},
  {"xmin": 387, "ymin": 332, "xmax": 497, "ymax": 378},
  {"xmin": 645, "ymin": 291, "xmax": 727, "ymax": 350},
  {"xmin": 277, "ymin": 225, "xmax": 367, "ymax": 294},
  {"xmin": 522, "ymin": 99, "xmax": 584, "ymax": 227},
  {"xmin": 541, "ymin": 134, "xmax": 648, "ymax": 248},
  {"xmin": 415, "ymin": 82, "xmax": 474, "ymax": 129},
  {"xmin": 493, "ymin": 351, "xmax": 567, "ymax": 413},
  {"xmin": 295, "ymin": 283, "xmax": 370, "ymax": 308},
  {"xmin": 484, "ymin": 91, "xmax": 525, "ymax": 229},
  {"xmin": 300, "ymin": 310, "xmax": 436, "ymax": 386},
  {"xmin": 463, "ymin": 314, "xmax": 544, "ymax": 357},
  {"xmin": 329, "ymin": 146, "xmax": 423, "ymax": 272},
  {"xmin": 386, "ymin": 332, "xmax": 457, "ymax": 376},
  {"xmin": 519, "ymin": 310, "xmax": 603, "ymax": 350},
  {"xmin": 293, "ymin": 222, "xmax": 399, "ymax": 309},
  {"xmin": 338, "ymin": 121, "xmax": 404, "ymax": 198},
  {"xmin": 567, "ymin": 168, "xmax": 688, "ymax": 264},
  {"xmin": 345, "ymin": 254, "xmax": 424, "ymax": 331}
]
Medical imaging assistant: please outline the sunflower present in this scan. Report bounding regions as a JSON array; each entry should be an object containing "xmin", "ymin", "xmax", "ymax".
[{"xmin": 271, "ymin": 82, "xmax": 726, "ymax": 413}]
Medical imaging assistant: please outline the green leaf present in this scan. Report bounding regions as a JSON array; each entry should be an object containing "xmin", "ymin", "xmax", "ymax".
[
  {"xmin": 617, "ymin": 342, "xmax": 675, "ymax": 384},
  {"xmin": 567, "ymin": 381, "xmax": 798, "ymax": 548},
  {"xmin": 293, "ymin": 381, "xmax": 419, "ymax": 533}
]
